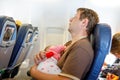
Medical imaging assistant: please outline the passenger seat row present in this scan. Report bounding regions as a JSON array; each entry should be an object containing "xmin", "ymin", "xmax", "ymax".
[{"xmin": 0, "ymin": 16, "xmax": 39, "ymax": 79}]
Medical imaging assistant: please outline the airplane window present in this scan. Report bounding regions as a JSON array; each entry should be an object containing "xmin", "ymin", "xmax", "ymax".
[{"xmin": 3, "ymin": 25, "xmax": 14, "ymax": 41}]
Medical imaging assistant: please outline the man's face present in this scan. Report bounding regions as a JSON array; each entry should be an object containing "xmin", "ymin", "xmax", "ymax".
[{"xmin": 68, "ymin": 11, "xmax": 83, "ymax": 33}]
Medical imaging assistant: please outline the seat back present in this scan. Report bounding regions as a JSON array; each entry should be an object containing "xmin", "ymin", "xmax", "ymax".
[
  {"xmin": 31, "ymin": 27, "xmax": 39, "ymax": 43},
  {"xmin": 25, "ymin": 27, "xmax": 39, "ymax": 65},
  {"xmin": 26, "ymin": 27, "xmax": 39, "ymax": 55},
  {"xmin": 8, "ymin": 24, "xmax": 33, "ymax": 68},
  {"xmin": 0, "ymin": 16, "xmax": 17, "ymax": 70},
  {"xmin": 85, "ymin": 23, "xmax": 112, "ymax": 80}
]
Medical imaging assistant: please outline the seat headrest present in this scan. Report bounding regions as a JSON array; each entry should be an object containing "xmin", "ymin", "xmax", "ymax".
[{"xmin": 85, "ymin": 23, "xmax": 112, "ymax": 80}]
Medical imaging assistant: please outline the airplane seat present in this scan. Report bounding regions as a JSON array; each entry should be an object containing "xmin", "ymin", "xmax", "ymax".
[
  {"xmin": 26, "ymin": 27, "xmax": 39, "ymax": 56},
  {"xmin": 32, "ymin": 27, "xmax": 39, "ymax": 43},
  {"xmin": 25, "ymin": 27, "xmax": 39, "ymax": 66},
  {"xmin": 8, "ymin": 24, "xmax": 33, "ymax": 68},
  {"xmin": 0, "ymin": 16, "xmax": 17, "ymax": 72},
  {"xmin": 19, "ymin": 27, "xmax": 39, "ymax": 69},
  {"xmin": 10, "ymin": 24, "xmax": 33, "ymax": 77},
  {"xmin": 2, "ymin": 24, "xmax": 33, "ymax": 78},
  {"xmin": 84, "ymin": 23, "xmax": 112, "ymax": 80}
]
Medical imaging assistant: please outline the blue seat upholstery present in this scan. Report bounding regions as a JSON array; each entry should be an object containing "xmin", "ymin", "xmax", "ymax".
[
  {"xmin": 0, "ymin": 16, "xmax": 17, "ymax": 70},
  {"xmin": 8, "ymin": 24, "xmax": 33, "ymax": 68},
  {"xmin": 1, "ymin": 24, "xmax": 33, "ymax": 79},
  {"xmin": 0, "ymin": 24, "xmax": 34, "ymax": 78},
  {"xmin": 85, "ymin": 23, "xmax": 112, "ymax": 80}
]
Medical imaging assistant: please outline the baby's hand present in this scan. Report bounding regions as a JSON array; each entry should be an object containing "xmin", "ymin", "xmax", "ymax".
[{"xmin": 34, "ymin": 51, "xmax": 46, "ymax": 65}]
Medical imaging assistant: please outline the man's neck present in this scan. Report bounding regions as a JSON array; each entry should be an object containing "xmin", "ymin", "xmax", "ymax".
[{"xmin": 71, "ymin": 33, "xmax": 88, "ymax": 44}]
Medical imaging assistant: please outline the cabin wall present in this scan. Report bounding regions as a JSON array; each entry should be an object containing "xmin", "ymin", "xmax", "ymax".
[{"xmin": 0, "ymin": 0, "xmax": 120, "ymax": 51}]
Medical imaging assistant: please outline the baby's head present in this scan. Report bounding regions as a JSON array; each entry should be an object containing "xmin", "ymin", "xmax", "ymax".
[
  {"xmin": 44, "ymin": 45, "xmax": 52, "ymax": 52},
  {"xmin": 49, "ymin": 45, "xmax": 66, "ymax": 53},
  {"xmin": 111, "ymin": 33, "xmax": 120, "ymax": 58},
  {"xmin": 45, "ymin": 45, "xmax": 66, "ymax": 60}
]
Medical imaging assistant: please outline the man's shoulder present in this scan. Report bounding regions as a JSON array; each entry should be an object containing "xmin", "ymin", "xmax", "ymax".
[
  {"xmin": 74, "ymin": 38, "xmax": 92, "ymax": 49},
  {"xmin": 73, "ymin": 38, "xmax": 94, "ymax": 58}
]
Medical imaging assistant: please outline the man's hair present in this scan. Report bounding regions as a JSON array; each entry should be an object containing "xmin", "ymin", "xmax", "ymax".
[
  {"xmin": 111, "ymin": 33, "xmax": 120, "ymax": 54},
  {"xmin": 77, "ymin": 8, "xmax": 99, "ymax": 35}
]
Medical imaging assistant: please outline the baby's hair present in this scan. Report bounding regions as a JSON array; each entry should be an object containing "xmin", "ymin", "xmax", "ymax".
[{"xmin": 44, "ymin": 45, "xmax": 52, "ymax": 51}]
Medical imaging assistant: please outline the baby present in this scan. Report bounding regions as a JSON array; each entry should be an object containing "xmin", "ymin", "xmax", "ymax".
[{"xmin": 37, "ymin": 45, "xmax": 66, "ymax": 74}]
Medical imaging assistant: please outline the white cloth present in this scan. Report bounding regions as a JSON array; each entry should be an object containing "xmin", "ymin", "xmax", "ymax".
[
  {"xmin": 104, "ymin": 53, "xmax": 117, "ymax": 66},
  {"xmin": 37, "ymin": 57, "xmax": 61, "ymax": 74}
]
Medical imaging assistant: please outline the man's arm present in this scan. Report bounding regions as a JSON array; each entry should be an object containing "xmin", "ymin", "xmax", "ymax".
[{"xmin": 30, "ymin": 65, "xmax": 72, "ymax": 80}]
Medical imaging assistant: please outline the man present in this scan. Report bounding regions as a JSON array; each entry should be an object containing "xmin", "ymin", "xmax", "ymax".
[{"xmin": 30, "ymin": 8, "xmax": 99, "ymax": 80}]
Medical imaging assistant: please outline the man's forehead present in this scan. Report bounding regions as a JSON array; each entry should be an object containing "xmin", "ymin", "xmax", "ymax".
[{"xmin": 75, "ymin": 11, "xmax": 81, "ymax": 17}]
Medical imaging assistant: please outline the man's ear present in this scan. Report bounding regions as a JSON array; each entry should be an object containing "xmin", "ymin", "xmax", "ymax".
[{"xmin": 82, "ymin": 18, "xmax": 89, "ymax": 28}]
